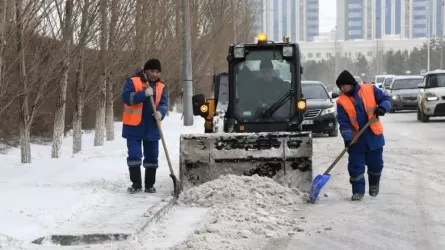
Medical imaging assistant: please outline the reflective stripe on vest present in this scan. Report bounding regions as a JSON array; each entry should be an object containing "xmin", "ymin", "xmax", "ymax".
[
  {"xmin": 336, "ymin": 84, "xmax": 383, "ymax": 136},
  {"xmin": 122, "ymin": 77, "xmax": 165, "ymax": 126}
]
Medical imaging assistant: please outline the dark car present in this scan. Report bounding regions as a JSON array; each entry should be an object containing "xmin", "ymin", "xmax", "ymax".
[
  {"xmin": 387, "ymin": 76, "xmax": 423, "ymax": 112},
  {"xmin": 301, "ymin": 81, "xmax": 339, "ymax": 137}
]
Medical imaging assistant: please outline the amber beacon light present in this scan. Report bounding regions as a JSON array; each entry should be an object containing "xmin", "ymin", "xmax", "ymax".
[{"xmin": 257, "ymin": 33, "xmax": 267, "ymax": 43}]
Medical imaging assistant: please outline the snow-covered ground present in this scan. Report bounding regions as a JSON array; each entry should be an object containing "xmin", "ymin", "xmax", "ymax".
[
  {"xmin": 2, "ymin": 110, "xmax": 445, "ymax": 250},
  {"xmin": 0, "ymin": 112, "xmax": 205, "ymax": 249}
]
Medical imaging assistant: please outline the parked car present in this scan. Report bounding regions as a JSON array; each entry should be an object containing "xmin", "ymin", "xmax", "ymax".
[
  {"xmin": 387, "ymin": 75, "xmax": 423, "ymax": 112},
  {"xmin": 301, "ymin": 81, "xmax": 339, "ymax": 137},
  {"xmin": 417, "ymin": 70, "xmax": 445, "ymax": 122}
]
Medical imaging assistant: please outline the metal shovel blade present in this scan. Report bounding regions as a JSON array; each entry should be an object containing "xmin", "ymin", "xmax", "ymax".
[
  {"xmin": 309, "ymin": 174, "xmax": 331, "ymax": 203},
  {"xmin": 170, "ymin": 174, "xmax": 180, "ymax": 199}
]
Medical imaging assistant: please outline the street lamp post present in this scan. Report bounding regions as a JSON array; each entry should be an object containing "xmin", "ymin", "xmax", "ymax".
[
  {"xmin": 441, "ymin": 0, "xmax": 444, "ymax": 69},
  {"xmin": 376, "ymin": 16, "xmax": 380, "ymax": 74},
  {"xmin": 427, "ymin": 5, "xmax": 430, "ymax": 71},
  {"xmin": 334, "ymin": 25, "xmax": 337, "ymax": 77}
]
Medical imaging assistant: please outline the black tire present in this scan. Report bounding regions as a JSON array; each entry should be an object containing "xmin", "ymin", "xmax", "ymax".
[
  {"xmin": 389, "ymin": 108, "xmax": 396, "ymax": 113},
  {"xmin": 420, "ymin": 109, "xmax": 430, "ymax": 123},
  {"xmin": 417, "ymin": 109, "xmax": 421, "ymax": 121},
  {"xmin": 328, "ymin": 129, "xmax": 338, "ymax": 137}
]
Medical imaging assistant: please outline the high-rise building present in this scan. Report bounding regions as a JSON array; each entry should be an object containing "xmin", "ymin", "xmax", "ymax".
[
  {"xmin": 336, "ymin": 0, "xmax": 444, "ymax": 40},
  {"xmin": 260, "ymin": 0, "xmax": 319, "ymax": 42}
]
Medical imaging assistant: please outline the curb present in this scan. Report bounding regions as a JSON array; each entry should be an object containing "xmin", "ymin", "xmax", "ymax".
[
  {"xmin": 134, "ymin": 196, "xmax": 177, "ymax": 237},
  {"xmin": 30, "ymin": 196, "xmax": 177, "ymax": 247}
]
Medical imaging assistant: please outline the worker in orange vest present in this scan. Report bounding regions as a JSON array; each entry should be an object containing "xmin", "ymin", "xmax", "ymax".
[
  {"xmin": 122, "ymin": 59, "xmax": 168, "ymax": 194},
  {"xmin": 335, "ymin": 70, "xmax": 391, "ymax": 201}
]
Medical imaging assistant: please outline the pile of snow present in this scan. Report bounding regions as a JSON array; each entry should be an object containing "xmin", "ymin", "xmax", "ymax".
[
  {"xmin": 175, "ymin": 175, "xmax": 307, "ymax": 249},
  {"xmin": 0, "ymin": 234, "xmax": 27, "ymax": 250}
]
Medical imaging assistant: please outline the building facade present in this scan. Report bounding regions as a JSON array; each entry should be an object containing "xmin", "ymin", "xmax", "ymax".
[
  {"xmin": 337, "ymin": 0, "xmax": 444, "ymax": 40},
  {"xmin": 299, "ymin": 38, "xmax": 425, "ymax": 62},
  {"xmin": 260, "ymin": 0, "xmax": 319, "ymax": 42}
]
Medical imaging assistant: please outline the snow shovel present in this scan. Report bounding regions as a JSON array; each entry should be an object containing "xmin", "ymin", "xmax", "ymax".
[
  {"xmin": 309, "ymin": 115, "xmax": 378, "ymax": 203},
  {"xmin": 149, "ymin": 95, "xmax": 180, "ymax": 199}
]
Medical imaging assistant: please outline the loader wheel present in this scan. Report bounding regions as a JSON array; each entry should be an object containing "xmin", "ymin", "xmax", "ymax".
[
  {"xmin": 328, "ymin": 129, "xmax": 338, "ymax": 137},
  {"xmin": 417, "ymin": 109, "xmax": 421, "ymax": 121}
]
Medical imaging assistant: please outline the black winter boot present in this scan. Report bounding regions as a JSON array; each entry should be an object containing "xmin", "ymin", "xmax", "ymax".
[
  {"xmin": 369, "ymin": 184, "xmax": 380, "ymax": 197},
  {"xmin": 145, "ymin": 168, "xmax": 157, "ymax": 193},
  {"xmin": 127, "ymin": 167, "xmax": 142, "ymax": 194},
  {"xmin": 351, "ymin": 193, "xmax": 364, "ymax": 201}
]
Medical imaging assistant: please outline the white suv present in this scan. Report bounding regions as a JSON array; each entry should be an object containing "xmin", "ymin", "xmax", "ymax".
[{"xmin": 417, "ymin": 70, "xmax": 445, "ymax": 122}]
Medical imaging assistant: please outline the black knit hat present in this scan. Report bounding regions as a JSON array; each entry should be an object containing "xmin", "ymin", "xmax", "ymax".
[
  {"xmin": 336, "ymin": 70, "xmax": 356, "ymax": 88},
  {"xmin": 260, "ymin": 60, "xmax": 273, "ymax": 69},
  {"xmin": 143, "ymin": 59, "xmax": 161, "ymax": 72}
]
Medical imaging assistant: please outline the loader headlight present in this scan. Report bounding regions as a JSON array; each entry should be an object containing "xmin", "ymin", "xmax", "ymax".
[
  {"xmin": 321, "ymin": 106, "xmax": 336, "ymax": 116},
  {"xmin": 391, "ymin": 95, "xmax": 398, "ymax": 100},
  {"xmin": 283, "ymin": 46, "xmax": 293, "ymax": 57},
  {"xmin": 297, "ymin": 99, "xmax": 306, "ymax": 111},
  {"xmin": 233, "ymin": 45, "xmax": 245, "ymax": 59},
  {"xmin": 200, "ymin": 104, "xmax": 209, "ymax": 113}
]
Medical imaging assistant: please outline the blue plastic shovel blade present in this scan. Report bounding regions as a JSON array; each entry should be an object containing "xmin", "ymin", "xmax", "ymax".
[{"xmin": 309, "ymin": 174, "xmax": 331, "ymax": 203}]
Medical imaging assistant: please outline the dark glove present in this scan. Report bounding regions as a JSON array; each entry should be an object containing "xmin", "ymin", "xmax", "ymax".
[
  {"xmin": 374, "ymin": 107, "xmax": 386, "ymax": 117},
  {"xmin": 344, "ymin": 141, "xmax": 351, "ymax": 148}
]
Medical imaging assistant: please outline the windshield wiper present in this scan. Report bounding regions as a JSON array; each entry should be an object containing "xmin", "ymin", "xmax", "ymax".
[{"xmin": 257, "ymin": 89, "xmax": 294, "ymax": 120}]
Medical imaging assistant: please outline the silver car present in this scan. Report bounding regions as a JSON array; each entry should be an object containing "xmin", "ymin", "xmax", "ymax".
[
  {"xmin": 387, "ymin": 75, "xmax": 423, "ymax": 112},
  {"xmin": 417, "ymin": 70, "xmax": 445, "ymax": 122}
]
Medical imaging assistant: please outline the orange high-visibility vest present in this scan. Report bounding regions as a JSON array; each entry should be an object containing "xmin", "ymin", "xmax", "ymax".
[
  {"xmin": 337, "ymin": 84, "xmax": 383, "ymax": 136},
  {"xmin": 122, "ymin": 77, "xmax": 165, "ymax": 126}
]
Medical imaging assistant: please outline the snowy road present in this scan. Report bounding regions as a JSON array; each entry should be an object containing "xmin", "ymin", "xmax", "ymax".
[
  {"xmin": 2, "ymin": 111, "xmax": 445, "ymax": 249},
  {"xmin": 258, "ymin": 111, "xmax": 445, "ymax": 250}
]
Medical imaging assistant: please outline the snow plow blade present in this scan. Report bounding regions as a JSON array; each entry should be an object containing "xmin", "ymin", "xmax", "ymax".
[{"xmin": 179, "ymin": 132, "xmax": 313, "ymax": 193}]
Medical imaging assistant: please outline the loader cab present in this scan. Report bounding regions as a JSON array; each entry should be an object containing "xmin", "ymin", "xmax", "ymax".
[{"xmin": 193, "ymin": 33, "xmax": 307, "ymax": 133}]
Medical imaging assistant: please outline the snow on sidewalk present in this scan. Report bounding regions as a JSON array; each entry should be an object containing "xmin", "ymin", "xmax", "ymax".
[{"xmin": 0, "ymin": 112, "xmax": 204, "ymax": 245}]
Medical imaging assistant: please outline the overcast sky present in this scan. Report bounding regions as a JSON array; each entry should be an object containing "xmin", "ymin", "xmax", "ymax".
[{"xmin": 319, "ymin": 0, "xmax": 336, "ymax": 33}]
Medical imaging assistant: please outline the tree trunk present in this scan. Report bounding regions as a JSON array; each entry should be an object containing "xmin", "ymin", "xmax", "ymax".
[
  {"xmin": 94, "ymin": 0, "xmax": 108, "ymax": 146},
  {"xmin": 94, "ymin": 76, "xmax": 106, "ymax": 146},
  {"xmin": 73, "ymin": 103, "xmax": 83, "ymax": 153},
  {"xmin": 16, "ymin": 0, "xmax": 31, "ymax": 163},
  {"xmin": 134, "ymin": 0, "xmax": 144, "ymax": 62},
  {"xmin": 0, "ymin": 0, "xmax": 6, "ymax": 88},
  {"xmin": 73, "ymin": 48, "xmax": 85, "ymax": 153},
  {"xmin": 19, "ymin": 122, "xmax": 31, "ymax": 163},
  {"xmin": 52, "ymin": 0, "xmax": 73, "ymax": 158},
  {"xmin": 105, "ymin": 0, "xmax": 118, "ymax": 142},
  {"xmin": 105, "ymin": 76, "xmax": 114, "ymax": 141},
  {"xmin": 72, "ymin": 0, "xmax": 91, "ymax": 154}
]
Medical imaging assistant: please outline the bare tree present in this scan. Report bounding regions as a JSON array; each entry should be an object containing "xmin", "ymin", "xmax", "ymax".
[
  {"xmin": 72, "ymin": 0, "xmax": 99, "ymax": 154},
  {"xmin": 105, "ymin": 0, "xmax": 118, "ymax": 141},
  {"xmin": 93, "ymin": 0, "xmax": 107, "ymax": 146},
  {"xmin": 51, "ymin": 0, "xmax": 74, "ymax": 158},
  {"xmin": 0, "ymin": 0, "xmax": 5, "ymax": 87},
  {"xmin": 2, "ymin": 0, "xmax": 260, "ymax": 162},
  {"xmin": 16, "ymin": 0, "xmax": 31, "ymax": 163},
  {"xmin": 0, "ymin": 1, "xmax": 23, "ymax": 116}
]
